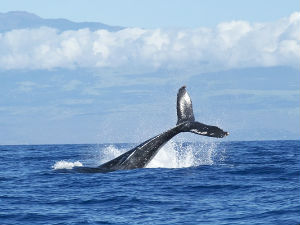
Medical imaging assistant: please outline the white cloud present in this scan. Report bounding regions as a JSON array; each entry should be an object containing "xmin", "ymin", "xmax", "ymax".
[{"xmin": 0, "ymin": 12, "xmax": 299, "ymax": 72}]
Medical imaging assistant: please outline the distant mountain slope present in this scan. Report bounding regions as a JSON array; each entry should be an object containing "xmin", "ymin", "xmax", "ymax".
[{"xmin": 0, "ymin": 11, "xmax": 124, "ymax": 32}]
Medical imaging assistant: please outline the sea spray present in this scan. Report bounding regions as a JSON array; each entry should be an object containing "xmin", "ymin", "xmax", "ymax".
[
  {"xmin": 98, "ymin": 144, "xmax": 128, "ymax": 164},
  {"xmin": 92, "ymin": 141, "xmax": 223, "ymax": 169},
  {"xmin": 52, "ymin": 141, "xmax": 224, "ymax": 170},
  {"xmin": 52, "ymin": 160, "xmax": 83, "ymax": 170},
  {"xmin": 147, "ymin": 140, "xmax": 221, "ymax": 168}
]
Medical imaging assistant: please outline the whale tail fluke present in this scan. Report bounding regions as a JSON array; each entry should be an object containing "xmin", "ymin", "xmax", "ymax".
[
  {"xmin": 176, "ymin": 86, "xmax": 195, "ymax": 125},
  {"xmin": 176, "ymin": 86, "xmax": 228, "ymax": 138}
]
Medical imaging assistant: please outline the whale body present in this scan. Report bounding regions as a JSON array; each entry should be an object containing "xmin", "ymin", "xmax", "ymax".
[{"xmin": 76, "ymin": 86, "xmax": 228, "ymax": 173}]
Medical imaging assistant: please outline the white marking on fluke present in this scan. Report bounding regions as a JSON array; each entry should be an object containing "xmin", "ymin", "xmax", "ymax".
[{"xmin": 191, "ymin": 129, "xmax": 208, "ymax": 135}]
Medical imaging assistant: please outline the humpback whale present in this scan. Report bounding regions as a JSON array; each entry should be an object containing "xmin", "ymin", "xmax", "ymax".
[{"xmin": 76, "ymin": 86, "xmax": 228, "ymax": 173}]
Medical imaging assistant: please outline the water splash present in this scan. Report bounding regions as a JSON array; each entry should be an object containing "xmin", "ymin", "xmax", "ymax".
[
  {"xmin": 52, "ymin": 142, "xmax": 224, "ymax": 170},
  {"xmin": 98, "ymin": 145, "xmax": 128, "ymax": 164},
  {"xmin": 97, "ymin": 141, "xmax": 224, "ymax": 169},
  {"xmin": 52, "ymin": 160, "xmax": 83, "ymax": 170},
  {"xmin": 147, "ymin": 140, "xmax": 221, "ymax": 168}
]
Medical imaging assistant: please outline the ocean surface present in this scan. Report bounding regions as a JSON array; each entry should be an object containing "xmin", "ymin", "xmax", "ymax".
[{"xmin": 0, "ymin": 140, "xmax": 299, "ymax": 225}]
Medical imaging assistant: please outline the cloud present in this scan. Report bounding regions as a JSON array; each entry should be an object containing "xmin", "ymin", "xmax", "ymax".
[{"xmin": 0, "ymin": 12, "xmax": 299, "ymax": 72}]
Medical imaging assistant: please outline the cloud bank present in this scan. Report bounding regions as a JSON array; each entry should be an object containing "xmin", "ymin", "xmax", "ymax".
[{"xmin": 0, "ymin": 12, "xmax": 299, "ymax": 72}]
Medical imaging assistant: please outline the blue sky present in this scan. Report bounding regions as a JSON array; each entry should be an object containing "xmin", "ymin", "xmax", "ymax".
[
  {"xmin": 0, "ymin": 0, "xmax": 299, "ymax": 28},
  {"xmin": 0, "ymin": 1, "xmax": 299, "ymax": 144}
]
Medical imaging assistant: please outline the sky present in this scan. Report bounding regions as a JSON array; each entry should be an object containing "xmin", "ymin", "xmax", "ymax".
[
  {"xmin": 0, "ymin": 0, "xmax": 299, "ymax": 28},
  {"xmin": 0, "ymin": 1, "xmax": 299, "ymax": 145}
]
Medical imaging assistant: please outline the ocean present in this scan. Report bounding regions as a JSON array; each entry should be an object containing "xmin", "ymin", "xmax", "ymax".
[{"xmin": 0, "ymin": 140, "xmax": 299, "ymax": 225}]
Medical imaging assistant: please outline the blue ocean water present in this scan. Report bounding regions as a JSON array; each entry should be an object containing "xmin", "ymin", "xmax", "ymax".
[{"xmin": 0, "ymin": 140, "xmax": 299, "ymax": 225}]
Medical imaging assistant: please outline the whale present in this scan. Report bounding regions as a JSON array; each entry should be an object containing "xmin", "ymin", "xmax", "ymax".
[{"xmin": 76, "ymin": 86, "xmax": 228, "ymax": 173}]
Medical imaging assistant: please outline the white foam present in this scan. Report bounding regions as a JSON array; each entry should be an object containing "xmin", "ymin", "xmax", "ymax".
[
  {"xmin": 52, "ymin": 160, "xmax": 83, "ymax": 170},
  {"xmin": 146, "ymin": 140, "xmax": 218, "ymax": 168}
]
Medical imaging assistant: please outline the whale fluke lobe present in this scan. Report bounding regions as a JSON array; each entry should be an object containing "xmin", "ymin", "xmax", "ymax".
[
  {"xmin": 183, "ymin": 121, "xmax": 229, "ymax": 138},
  {"xmin": 74, "ymin": 86, "xmax": 228, "ymax": 173},
  {"xmin": 177, "ymin": 86, "xmax": 195, "ymax": 125},
  {"xmin": 176, "ymin": 86, "xmax": 228, "ymax": 138}
]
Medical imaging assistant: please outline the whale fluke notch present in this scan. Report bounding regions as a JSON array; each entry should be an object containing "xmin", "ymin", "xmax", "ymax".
[{"xmin": 177, "ymin": 85, "xmax": 195, "ymax": 125}]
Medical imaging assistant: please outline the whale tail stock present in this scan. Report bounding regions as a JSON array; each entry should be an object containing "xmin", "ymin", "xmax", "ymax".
[{"xmin": 176, "ymin": 86, "xmax": 228, "ymax": 138}]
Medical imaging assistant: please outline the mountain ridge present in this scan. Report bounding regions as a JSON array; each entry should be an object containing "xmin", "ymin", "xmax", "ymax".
[{"xmin": 0, "ymin": 11, "xmax": 124, "ymax": 32}]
